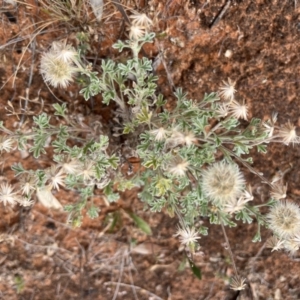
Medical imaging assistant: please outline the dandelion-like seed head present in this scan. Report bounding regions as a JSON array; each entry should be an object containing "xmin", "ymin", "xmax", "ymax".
[
  {"xmin": 46, "ymin": 165, "xmax": 66, "ymax": 191},
  {"xmin": 61, "ymin": 158, "xmax": 82, "ymax": 175},
  {"xmin": 184, "ymin": 131, "xmax": 197, "ymax": 146},
  {"xmin": 0, "ymin": 183, "xmax": 18, "ymax": 206},
  {"xmin": 202, "ymin": 161, "xmax": 245, "ymax": 206},
  {"xmin": 130, "ymin": 12, "xmax": 153, "ymax": 29},
  {"xmin": 18, "ymin": 197, "xmax": 35, "ymax": 207},
  {"xmin": 167, "ymin": 129, "xmax": 197, "ymax": 148},
  {"xmin": 224, "ymin": 187, "xmax": 253, "ymax": 214},
  {"xmin": 40, "ymin": 41, "xmax": 81, "ymax": 89},
  {"xmin": 0, "ymin": 136, "xmax": 14, "ymax": 153},
  {"xmin": 169, "ymin": 159, "xmax": 189, "ymax": 177},
  {"xmin": 40, "ymin": 52, "xmax": 77, "ymax": 88},
  {"xmin": 216, "ymin": 103, "xmax": 230, "ymax": 118},
  {"xmin": 79, "ymin": 161, "xmax": 96, "ymax": 182},
  {"xmin": 270, "ymin": 183, "xmax": 287, "ymax": 200},
  {"xmin": 230, "ymin": 276, "xmax": 247, "ymax": 291},
  {"xmin": 150, "ymin": 127, "xmax": 168, "ymax": 141},
  {"xmin": 229, "ymin": 99, "xmax": 249, "ymax": 120},
  {"xmin": 279, "ymin": 121, "xmax": 299, "ymax": 146},
  {"xmin": 174, "ymin": 226, "xmax": 200, "ymax": 253},
  {"xmin": 219, "ymin": 78, "xmax": 236, "ymax": 101},
  {"xmin": 51, "ymin": 40, "xmax": 78, "ymax": 64},
  {"xmin": 267, "ymin": 200, "xmax": 300, "ymax": 239},
  {"xmin": 19, "ymin": 173, "xmax": 37, "ymax": 195},
  {"xmin": 129, "ymin": 25, "xmax": 146, "ymax": 40}
]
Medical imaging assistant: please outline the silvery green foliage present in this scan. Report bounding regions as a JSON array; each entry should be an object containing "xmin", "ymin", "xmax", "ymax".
[
  {"xmin": 77, "ymin": 34, "xmax": 274, "ymax": 242},
  {"xmin": 0, "ymin": 33, "xmax": 297, "ymax": 248},
  {"xmin": 0, "ymin": 105, "xmax": 119, "ymax": 227}
]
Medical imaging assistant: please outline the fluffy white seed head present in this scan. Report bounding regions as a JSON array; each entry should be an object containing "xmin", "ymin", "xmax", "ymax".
[
  {"xmin": 169, "ymin": 160, "xmax": 189, "ymax": 177},
  {"xmin": 216, "ymin": 102, "xmax": 230, "ymax": 118},
  {"xmin": 229, "ymin": 100, "xmax": 249, "ymax": 120},
  {"xmin": 0, "ymin": 136, "xmax": 14, "ymax": 153},
  {"xmin": 18, "ymin": 197, "xmax": 35, "ymax": 207},
  {"xmin": 40, "ymin": 41, "xmax": 81, "ymax": 88},
  {"xmin": 270, "ymin": 183, "xmax": 287, "ymax": 200},
  {"xmin": 219, "ymin": 78, "xmax": 236, "ymax": 101},
  {"xmin": 150, "ymin": 127, "xmax": 168, "ymax": 141},
  {"xmin": 174, "ymin": 226, "xmax": 200, "ymax": 253},
  {"xmin": 224, "ymin": 187, "xmax": 253, "ymax": 214},
  {"xmin": 129, "ymin": 25, "xmax": 146, "ymax": 40},
  {"xmin": 130, "ymin": 12, "xmax": 153, "ymax": 29},
  {"xmin": 278, "ymin": 121, "xmax": 299, "ymax": 146},
  {"xmin": 61, "ymin": 159, "xmax": 82, "ymax": 175},
  {"xmin": 201, "ymin": 161, "xmax": 245, "ymax": 206},
  {"xmin": 19, "ymin": 173, "xmax": 37, "ymax": 196},
  {"xmin": 166, "ymin": 129, "xmax": 197, "ymax": 148},
  {"xmin": 0, "ymin": 183, "xmax": 18, "ymax": 206},
  {"xmin": 40, "ymin": 52, "xmax": 77, "ymax": 88},
  {"xmin": 51, "ymin": 41, "xmax": 78, "ymax": 64},
  {"xmin": 46, "ymin": 165, "xmax": 66, "ymax": 191},
  {"xmin": 267, "ymin": 200, "xmax": 300, "ymax": 239},
  {"xmin": 230, "ymin": 276, "xmax": 247, "ymax": 291}
]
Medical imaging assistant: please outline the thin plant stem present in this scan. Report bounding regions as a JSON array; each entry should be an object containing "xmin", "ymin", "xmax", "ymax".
[{"xmin": 219, "ymin": 212, "xmax": 239, "ymax": 277}]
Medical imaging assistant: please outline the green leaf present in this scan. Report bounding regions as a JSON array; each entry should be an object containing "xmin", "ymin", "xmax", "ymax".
[
  {"xmin": 80, "ymin": 187, "xmax": 94, "ymax": 200},
  {"xmin": 199, "ymin": 226, "xmax": 208, "ymax": 236},
  {"xmin": 188, "ymin": 259, "xmax": 202, "ymax": 280},
  {"xmin": 30, "ymin": 134, "xmax": 48, "ymax": 158},
  {"xmin": 106, "ymin": 191, "xmax": 120, "ymax": 202},
  {"xmin": 53, "ymin": 103, "xmax": 67, "ymax": 116},
  {"xmin": 252, "ymin": 230, "xmax": 261, "ymax": 242},
  {"xmin": 103, "ymin": 182, "xmax": 120, "ymax": 202},
  {"xmin": 87, "ymin": 205, "xmax": 100, "ymax": 219},
  {"xmin": 57, "ymin": 125, "xmax": 69, "ymax": 139},
  {"xmin": 257, "ymin": 144, "xmax": 267, "ymax": 153},
  {"xmin": 156, "ymin": 94, "xmax": 166, "ymax": 107},
  {"xmin": 107, "ymin": 212, "xmax": 122, "ymax": 232},
  {"xmin": 33, "ymin": 113, "xmax": 50, "ymax": 129},
  {"xmin": 108, "ymin": 155, "xmax": 119, "ymax": 169},
  {"xmin": 14, "ymin": 275, "xmax": 25, "ymax": 294},
  {"xmin": 52, "ymin": 138, "xmax": 68, "ymax": 153},
  {"xmin": 154, "ymin": 177, "xmax": 172, "ymax": 196},
  {"xmin": 80, "ymin": 86, "xmax": 91, "ymax": 100},
  {"xmin": 101, "ymin": 59, "xmax": 116, "ymax": 73},
  {"xmin": 135, "ymin": 106, "xmax": 152, "ymax": 124},
  {"xmin": 233, "ymin": 142, "xmax": 250, "ymax": 155},
  {"xmin": 202, "ymin": 92, "xmax": 219, "ymax": 103},
  {"xmin": 99, "ymin": 135, "xmax": 109, "ymax": 148},
  {"xmin": 222, "ymin": 118, "xmax": 239, "ymax": 130},
  {"xmin": 11, "ymin": 163, "xmax": 25, "ymax": 176},
  {"xmin": 123, "ymin": 122, "xmax": 135, "ymax": 134},
  {"xmin": 117, "ymin": 179, "xmax": 136, "ymax": 192},
  {"xmin": 112, "ymin": 40, "xmax": 126, "ymax": 52},
  {"xmin": 17, "ymin": 135, "xmax": 27, "ymax": 151},
  {"xmin": 143, "ymin": 155, "xmax": 160, "ymax": 170},
  {"xmin": 235, "ymin": 209, "xmax": 253, "ymax": 224},
  {"xmin": 126, "ymin": 211, "xmax": 152, "ymax": 235},
  {"xmin": 174, "ymin": 87, "xmax": 187, "ymax": 102}
]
